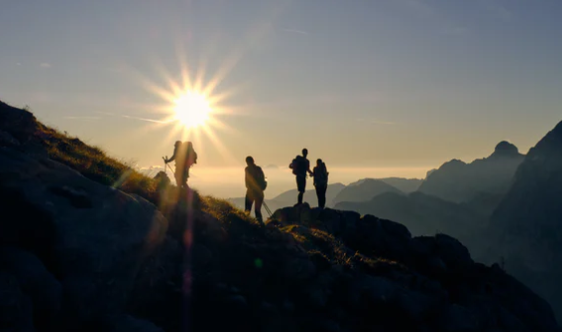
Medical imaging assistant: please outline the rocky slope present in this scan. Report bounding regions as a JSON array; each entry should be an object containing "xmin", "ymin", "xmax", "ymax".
[
  {"xmin": 488, "ymin": 120, "xmax": 562, "ymax": 322},
  {"xmin": 0, "ymin": 101, "xmax": 559, "ymax": 331},
  {"xmin": 418, "ymin": 141, "xmax": 525, "ymax": 203}
]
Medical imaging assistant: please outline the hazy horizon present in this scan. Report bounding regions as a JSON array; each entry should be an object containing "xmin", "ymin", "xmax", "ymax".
[
  {"xmin": 2, "ymin": 0, "xmax": 561, "ymax": 197},
  {"xmin": 139, "ymin": 165, "xmax": 433, "ymax": 198}
]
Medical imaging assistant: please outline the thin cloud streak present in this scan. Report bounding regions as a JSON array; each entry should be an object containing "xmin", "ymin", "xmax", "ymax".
[
  {"xmin": 97, "ymin": 111, "xmax": 173, "ymax": 124},
  {"xmin": 40, "ymin": 63, "xmax": 52, "ymax": 68},
  {"xmin": 63, "ymin": 116, "xmax": 101, "ymax": 120},
  {"xmin": 282, "ymin": 28, "xmax": 309, "ymax": 35}
]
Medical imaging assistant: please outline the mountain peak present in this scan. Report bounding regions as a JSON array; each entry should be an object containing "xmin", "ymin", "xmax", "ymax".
[{"xmin": 491, "ymin": 141, "xmax": 521, "ymax": 158}]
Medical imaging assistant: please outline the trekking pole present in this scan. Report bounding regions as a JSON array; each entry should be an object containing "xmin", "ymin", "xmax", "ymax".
[
  {"xmin": 162, "ymin": 157, "xmax": 174, "ymax": 174},
  {"xmin": 263, "ymin": 201, "xmax": 272, "ymax": 217}
]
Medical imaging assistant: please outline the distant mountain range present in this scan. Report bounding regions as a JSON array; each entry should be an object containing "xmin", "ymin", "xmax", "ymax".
[
  {"xmin": 332, "ymin": 123, "xmax": 562, "ymax": 323},
  {"xmin": 335, "ymin": 191, "xmax": 488, "ymax": 244},
  {"xmin": 228, "ymin": 183, "xmax": 346, "ymax": 212},
  {"xmin": 417, "ymin": 141, "xmax": 525, "ymax": 203}
]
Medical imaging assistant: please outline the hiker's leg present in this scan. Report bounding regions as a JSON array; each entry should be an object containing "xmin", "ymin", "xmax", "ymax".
[
  {"xmin": 315, "ymin": 185, "xmax": 322, "ymax": 207},
  {"xmin": 297, "ymin": 176, "xmax": 305, "ymax": 205},
  {"xmin": 320, "ymin": 185, "xmax": 327, "ymax": 208},
  {"xmin": 255, "ymin": 191, "xmax": 264, "ymax": 224},
  {"xmin": 244, "ymin": 190, "xmax": 253, "ymax": 213},
  {"xmin": 175, "ymin": 172, "xmax": 182, "ymax": 187}
]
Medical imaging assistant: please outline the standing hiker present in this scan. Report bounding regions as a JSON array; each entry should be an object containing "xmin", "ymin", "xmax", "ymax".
[
  {"xmin": 245, "ymin": 156, "xmax": 267, "ymax": 225},
  {"xmin": 164, "ymin": 141, "xmax": 198, "ymax": 189},
  {"xmin": 313, "ymin": 159, "xmax": 329, "ymax": 209},
  {"xmin": 289, "ymin": 148, "xmax": 313, "ymax": 205}
]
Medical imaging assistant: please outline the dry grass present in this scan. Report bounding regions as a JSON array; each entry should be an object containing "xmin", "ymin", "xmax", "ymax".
[{"xmin": 38, "ymin": 123, "xmax": 159, "ymax": 203}]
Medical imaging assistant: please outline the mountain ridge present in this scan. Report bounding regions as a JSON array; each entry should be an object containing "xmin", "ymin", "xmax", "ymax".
[{"xmin": 0, "ymin": 100, "xmax": 559, "ymax": 331}]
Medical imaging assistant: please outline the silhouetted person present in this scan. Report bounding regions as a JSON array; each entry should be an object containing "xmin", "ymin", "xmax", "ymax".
[
  {"xmin": 313, "ymin": 159, "xmax": 329, "ymax": 208},
  {"xmin": 165, "ymin": 141, "xmax": 197, "ymax": 189},
  {"xmin": 245, "ymin": 156, "xmax": 266, "ymax": 224},
  {"xmin": 289, "ymin": 148, "xmax": 313, "ymax": 205}
]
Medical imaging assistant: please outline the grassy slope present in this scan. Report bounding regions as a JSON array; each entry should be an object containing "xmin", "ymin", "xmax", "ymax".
[{"xmin": 38, "ymin": 123, "xmax": 160, "ymax": 203}]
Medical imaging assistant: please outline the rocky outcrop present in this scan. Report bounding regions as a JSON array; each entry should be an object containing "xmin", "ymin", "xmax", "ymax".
[{"xmin": 266, "ymin": 203, "xmax": 559, "ymax": 331}]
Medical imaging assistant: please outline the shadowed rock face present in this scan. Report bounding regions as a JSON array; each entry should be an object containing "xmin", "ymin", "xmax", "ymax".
[
  {"xmin": 0, "ymin": 148, "xmax": 168, "ymax": 331},
  {"xmin": 488, "ymin": 121, "xmax": 562, "ymax": 322},
  {"xmin": 418, "ymin": 142, "xmax": 525, "ymax": 203}
]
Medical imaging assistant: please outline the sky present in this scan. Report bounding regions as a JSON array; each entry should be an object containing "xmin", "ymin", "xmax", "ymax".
[{"xmin": 1, "ymin": 0, "xmax": 561, "ymax": 197}]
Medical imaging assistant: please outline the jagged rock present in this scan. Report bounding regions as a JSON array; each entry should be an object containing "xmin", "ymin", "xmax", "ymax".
[
  {"xmin": 0, "ymin": 247, "xmax": 62, "ymax": 329},
  {"xmin": 0, "ymin": 272, "xmax": 35, "ymax": 332},
  {"xmin": 0, "ymin": 149, "xmax": 169, "ymax": 325}
]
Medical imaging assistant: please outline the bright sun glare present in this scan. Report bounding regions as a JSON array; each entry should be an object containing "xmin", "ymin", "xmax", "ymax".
[{"xmin": 174, "ymin": 91, "xmax": 212, "ymax": 129}]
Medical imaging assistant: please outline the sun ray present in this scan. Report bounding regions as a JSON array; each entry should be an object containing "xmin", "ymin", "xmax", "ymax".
[{"xmin": 201, "ymin": 125, "xmax": 240, "ymax": 166}]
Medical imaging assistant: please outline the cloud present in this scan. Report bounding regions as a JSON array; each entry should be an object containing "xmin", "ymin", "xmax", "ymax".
[
  {"xmin": 282, "ymin": 28, "xmax": 309, "ymax": 35},
  {"xmin": 16, "ymin": 62, "xmax": 21, "ymax": 66},
  {"xmin": 98, "ymin": 111, "xmax": 172, "ymax": 124},
  {"xmin": 138, "ymin": 165, "xmax": 166, "ymax": 177},
  {"xmin": 40, "ymin": 63, "xmax": 52, "ymax": 68},
  {"xmin": 63, "ymin": 116, "xmax": 101, "ymax": 120}
]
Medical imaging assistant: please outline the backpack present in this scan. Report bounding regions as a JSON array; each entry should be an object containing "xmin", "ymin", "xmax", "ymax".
[
  {"xmin": 250, "ymin": 166, "xmax": 267, "ymax": 191},
  {"xmin": 257, "ymin": 167, "xmax": 267, "ymax": 191},
  {"xmin": 291, "ymin": 155, "xmax": 306, "ymax": 176},
  {"xmin": 181, "ymin": 142, "xmax": 197, "ymax": 168}
]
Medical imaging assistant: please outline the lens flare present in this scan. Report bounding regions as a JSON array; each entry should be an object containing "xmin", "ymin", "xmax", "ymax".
[{"xmin": 173, "ymin": 91, "xmax": 211, "ymax": 129}]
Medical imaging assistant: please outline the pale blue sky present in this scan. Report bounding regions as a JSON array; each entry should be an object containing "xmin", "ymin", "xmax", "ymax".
[{"xmin": 1, "ymin": 0, "xmax": 561, "ymax": 173}]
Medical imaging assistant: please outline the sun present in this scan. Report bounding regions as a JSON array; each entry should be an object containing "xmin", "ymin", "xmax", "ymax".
[{"xmin": 173, "ymin": 91, "xmax": 212, "ymax": 129}]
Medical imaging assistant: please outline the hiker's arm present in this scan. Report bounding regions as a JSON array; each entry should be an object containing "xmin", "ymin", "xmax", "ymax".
[{"xmin": 166, "ymin": 148, "xmax": 177, "ymax": 163}]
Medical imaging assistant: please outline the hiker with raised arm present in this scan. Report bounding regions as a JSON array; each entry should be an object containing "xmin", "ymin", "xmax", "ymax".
[
  {"xmin": 245, "ymin": 156, "xmax": 267, "ymax": 225},
  {"xmin": 289, "ymin": 148, "xmax": 313, "ymax": 205},
  {"xmin": 164, "ymin": 141, "xmax": 198, "ymax": 189},
  {"xmin": 313, "ymin": 159, "xmax": 329, "ymax": 209}
]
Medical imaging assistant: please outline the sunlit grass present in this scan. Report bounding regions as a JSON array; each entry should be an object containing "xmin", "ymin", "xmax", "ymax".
[{"xmin": 39, "ymin": 123, "xmax": 159, "ymax": 203}]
